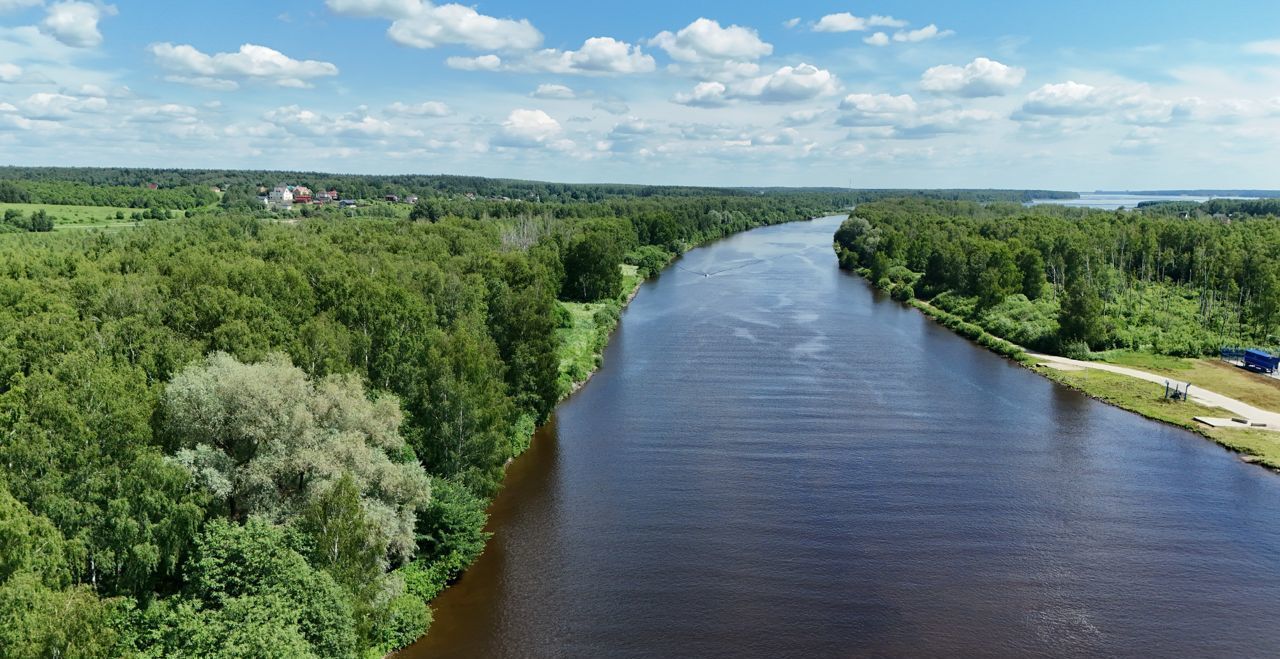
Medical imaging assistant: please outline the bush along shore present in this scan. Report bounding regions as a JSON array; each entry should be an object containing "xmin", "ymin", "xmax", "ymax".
[{"xmin": 833, "ymin": 199, "xmax": 1280, "ymax": 471}]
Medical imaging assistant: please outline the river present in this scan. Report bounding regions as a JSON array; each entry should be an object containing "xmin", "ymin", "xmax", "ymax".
[{"xmin": 404, "ymin": 215, "xmax": 1280, "ymax": 658}]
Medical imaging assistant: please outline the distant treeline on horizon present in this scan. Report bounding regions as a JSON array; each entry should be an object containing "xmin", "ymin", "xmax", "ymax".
[{"xmin": 0, "ymin": 165, "xmax": 1078, "ymax": 205}]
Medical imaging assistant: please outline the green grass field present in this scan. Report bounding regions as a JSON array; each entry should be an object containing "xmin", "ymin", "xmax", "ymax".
[{"xmin": 0, "ymin": 202, "xmax": 138, "ymax": 227}]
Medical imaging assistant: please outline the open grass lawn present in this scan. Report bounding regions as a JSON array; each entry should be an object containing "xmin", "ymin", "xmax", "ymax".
[
  {"xmin": 1098, "ymin": 350, "xmax": 1280, "ymax": 411},
  {"xmin": 0, "ymin": 201, "xmax": 136, "ymax": 226},
  {"xmin": 1039, "ymin": 364, "xmax": 1280, "ymax": 470}
]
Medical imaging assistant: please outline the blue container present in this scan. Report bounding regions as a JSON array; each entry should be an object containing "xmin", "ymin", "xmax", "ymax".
[{"xmin": 1244, "ymin": 349, "xmax": 1280, "ymax": 373}]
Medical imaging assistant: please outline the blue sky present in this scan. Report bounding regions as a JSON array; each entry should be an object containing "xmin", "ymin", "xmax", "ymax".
[{"xmin": 2, "ymin": 1, "xmax": 1280, "ymax": 189}]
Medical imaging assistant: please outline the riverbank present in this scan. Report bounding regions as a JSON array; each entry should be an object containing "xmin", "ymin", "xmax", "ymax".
[{"xmin": 853, "ymin": 274, "xmax": 1280, "ymax": 471}]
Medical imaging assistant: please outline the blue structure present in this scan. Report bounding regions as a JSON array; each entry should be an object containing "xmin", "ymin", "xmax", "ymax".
[{"xmin": 1244, "ymin": 349, "xmax": 1280, "ymax": 374}]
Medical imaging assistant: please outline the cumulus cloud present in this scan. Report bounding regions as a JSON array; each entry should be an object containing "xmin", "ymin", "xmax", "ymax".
[
  {"xmin": 40, "ymin": 1, "xmax": 116, "ymax": 48},
  {"xmin": 674, "ymin": 63, "xmax": 838, "ymax": 106},
  {"xmin": 493, "ymin": 108, "xmax": 567, "ymax": 148},
  {"xmin": 650, "ymin": 18, "xmax": 772, "ymax": 63},
  {"xmin": 739, "ymin": 63, "xmax": 839, "ymax": 102},
  {"xmin": 16, "ymin": 91, "xmax": 107, "ymax": 120},
  {"xmin": 532, "ymin": 83, "xmax": 575, "ymax": 99},
  {"xmin": 386, "ymin": 100, "xmax": 451, "ymax": 116},
  {"xmin": 326, "ymin": 0, "xmax": 542, "ymax": 51},
  {"xmin": 450, "ymin": 37, "xmax": 654, "ymax": 75},
  {"xmin": 864, "ymin": 32, "xmax": 889, "ymax": 47},
  {"xmin": 0, "ymin": 62, "xmax": 21, "ymax": 81},
  {"xmin": 520, "ymin": 37, "xmax": 654, "ymax": 74},
  {"xmin": 265, "ymin": 104, "xmax": 418, "ymax": 139},
  {"xmin": 920, "ymin": 57, "xmax": 1024, "ymax": 97},
  {"xmin": 893, "ymin": 24, "xmax": 952, "ymax": 43},
  {"xmin": 813, "ymin": 12, "xmax": 906, "ymax": 32},
  {"xmin": 673, "ymin": 81, "xmax": 729, "ymax": 108},
  {"xmin": 838, "ymin": 93, "xmax": 918, "ymax": 126},
  {"xmin": 1016, "ymin": 81, "xmax": 1113, "ymax": 116},
  {"xmin": 150, "ymin": 43, "xmax": 339, "ymax": 89},
  {"xmin": 445, "ymin": 54, "xmax": 501, "ymax": 71}
]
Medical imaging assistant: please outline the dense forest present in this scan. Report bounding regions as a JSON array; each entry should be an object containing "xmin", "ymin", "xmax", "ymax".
[
  {"xmin": 0, "ymin": 178, "xmax": 852, "ymax": 657},
  {"xmin": 0, "ymin": 166, "xmax": 1072, "ymax": 211},
  {"xmin": 834, "ymin": 198, "xmax": 1280, "ymax": 359}
]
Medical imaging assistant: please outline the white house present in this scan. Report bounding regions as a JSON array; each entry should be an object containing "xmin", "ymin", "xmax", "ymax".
[{"xmin": 267, "ymin": 185, "xmax": 294, "ymax": 211}]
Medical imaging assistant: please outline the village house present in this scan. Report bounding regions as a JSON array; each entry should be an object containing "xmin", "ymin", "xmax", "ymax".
[
  {"xmin": 267, "ymin": 185, "xmax": 294, "ymax": 211},
  {"xmin": 293, "ymin": 186, "xmax": 313, "ymax": 204}
]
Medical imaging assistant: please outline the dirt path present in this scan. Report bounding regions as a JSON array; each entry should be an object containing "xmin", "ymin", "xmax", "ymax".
[{"xmin": 1031, "ymin": 353, "xmax": 1280, "ymax": 430}]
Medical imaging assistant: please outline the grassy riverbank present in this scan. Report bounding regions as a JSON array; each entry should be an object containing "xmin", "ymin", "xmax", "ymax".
[
  {"xmin": 1035, "ymin": 355, "xmax": 1280, "ymax": 469},
  {"xmin": 556, "ymin": 264, "xmax": 644, "ymax": 395}
]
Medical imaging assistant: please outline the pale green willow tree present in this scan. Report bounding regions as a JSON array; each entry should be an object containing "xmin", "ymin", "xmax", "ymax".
[{"xmin": 162, "ymin": 352, "xmax": 431, "ymax": 563}]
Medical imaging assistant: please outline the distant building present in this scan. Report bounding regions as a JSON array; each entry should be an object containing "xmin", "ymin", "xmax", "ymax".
[
  {"xmin": 267, "ymin": 185, "xmax": 294, "ymax": 211},
  {"xmin": 385, "ymin": 194, "xmax": 400, "ymax": 203},
  {"xmin": 405, "ymin": 195, "xmax": 420, "ymax": 205},
  {"xmin": 293, "ymin": 185, "xmax": 313, "ymax": 204},
  {"xmin": 339, "ymin": 199, "xmax": 357, "ymax": 208}
]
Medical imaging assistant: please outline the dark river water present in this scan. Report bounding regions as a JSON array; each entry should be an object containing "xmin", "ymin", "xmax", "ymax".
[{"xmin": 405, "ymin": 216, "xmax": 1280, "ymax": 658}]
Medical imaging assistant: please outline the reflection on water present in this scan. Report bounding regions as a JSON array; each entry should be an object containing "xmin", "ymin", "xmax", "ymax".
[{"xmin": 405, "ymin": 216, "xmax": 1280, "ymax": 658}]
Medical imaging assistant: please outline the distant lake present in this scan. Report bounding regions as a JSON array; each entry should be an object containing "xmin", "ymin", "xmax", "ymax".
[{"xmin": 1030, "ymin": 193, "xmax": 1250, "ymax": 211}]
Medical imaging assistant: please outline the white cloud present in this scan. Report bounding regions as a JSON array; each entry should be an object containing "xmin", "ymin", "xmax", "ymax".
[
  {"xmin": 782, "ymin": 18, "xmax": 800, "ymax": 29},
  {"xmin": 494, "ymin": 108, "xmax": 565, "ymax": 148},
  {"xmin": 1016, "ymin": 81, "xmax": 1113, "ymax": 116},
  {"xmin": 455, "ymin": 38, "xmax": 655, "ymax": 75},
  {"xmin": 130, "ymin": 104, "xmax": 200, "ymax": 124},
  {"xmin": 521, "ymin": 37, "xmax": 654, "ymax": 74},
  {"xmin": 893, "ymin": 109, "xmax": 997, "ymax": 139},
  {"xmin": 265, "ymin": 104, "xmax": 418, "ymax": 139},
  {"xmin": 531, "ymin": 83, "xmax": 575, "ymax": 99},
  {"xmin": 813, "ymin": 13, "xmax": 906, "ymax": 33},
  {"xmin": 920, "ymin": 57, "xmax": 1024, "ymax": 97},
  {"xmin": 781, "ymin": 108, "xmax": 825, "ymax": 126},
  {"xmin": 386, "ymin": 100, "xmax": 451, "ymax": 116},
  {"xmin": 674, "ymin": 62, "xmax": 839, "ymax": 106},
  {"xmin": 739, "ymin": 63, "xmax": 838, "ymax": 103},
  {"xmin": 650, "ymin": 18, "xmax": 772, "ymax": 63},
  {"xmin": 838, "ymin": 93, "xmax": 918, "ymax": 126},
  {"xmin": 150, "ymin": 43, "xmax": 339, "ymax": 89},
  {"xmin": 673, "ymin": 81, "xmax": 728, "ymax": 107},
  {"xmin": 0, "ymin": 62, "xmax": 20, "ymax": 81},
  {"xmin": 40, "ymin": 2, "xmax": 115, "ymax": 48},
  {"xmin": 16, "ymin": 91, "xmax": 107, "ymax": 119},
  {"xmin": 0, "ymin": 0, "xmax": 42, "ymax": 12},
  {"xmin": 893, "ymin": 24, "xmax": 952, "ymax": 43},
  {"xmin": 327, "ymin": 0, "xmax": 542, "ymax": 51},
  {"xmin": 864, "ymin": 32, "xmax": 889, "ymax": 47},
  {"xmin": 1243, "ymin": 40, "xmax": 1280, "ymax": 56},
  {"xmin": 445, "ymin": 54, "xmax": 501, "ymax": 71}
]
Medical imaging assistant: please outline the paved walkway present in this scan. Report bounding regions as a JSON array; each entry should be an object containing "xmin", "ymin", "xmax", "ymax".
[{"xmin": 1031, "ymin": 353, "xmax": 1280, "ymax": 430}]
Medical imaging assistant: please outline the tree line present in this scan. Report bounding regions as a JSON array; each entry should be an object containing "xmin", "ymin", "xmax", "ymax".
[{"xmin": 834, "ymin": 198, "xmax": 1280, "ymax": 358}]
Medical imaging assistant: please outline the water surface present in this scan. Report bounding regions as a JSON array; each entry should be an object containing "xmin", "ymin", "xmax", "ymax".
[{"xmin": 406, "ymin": 216, "xmax": 1280, "ymax": 658}]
